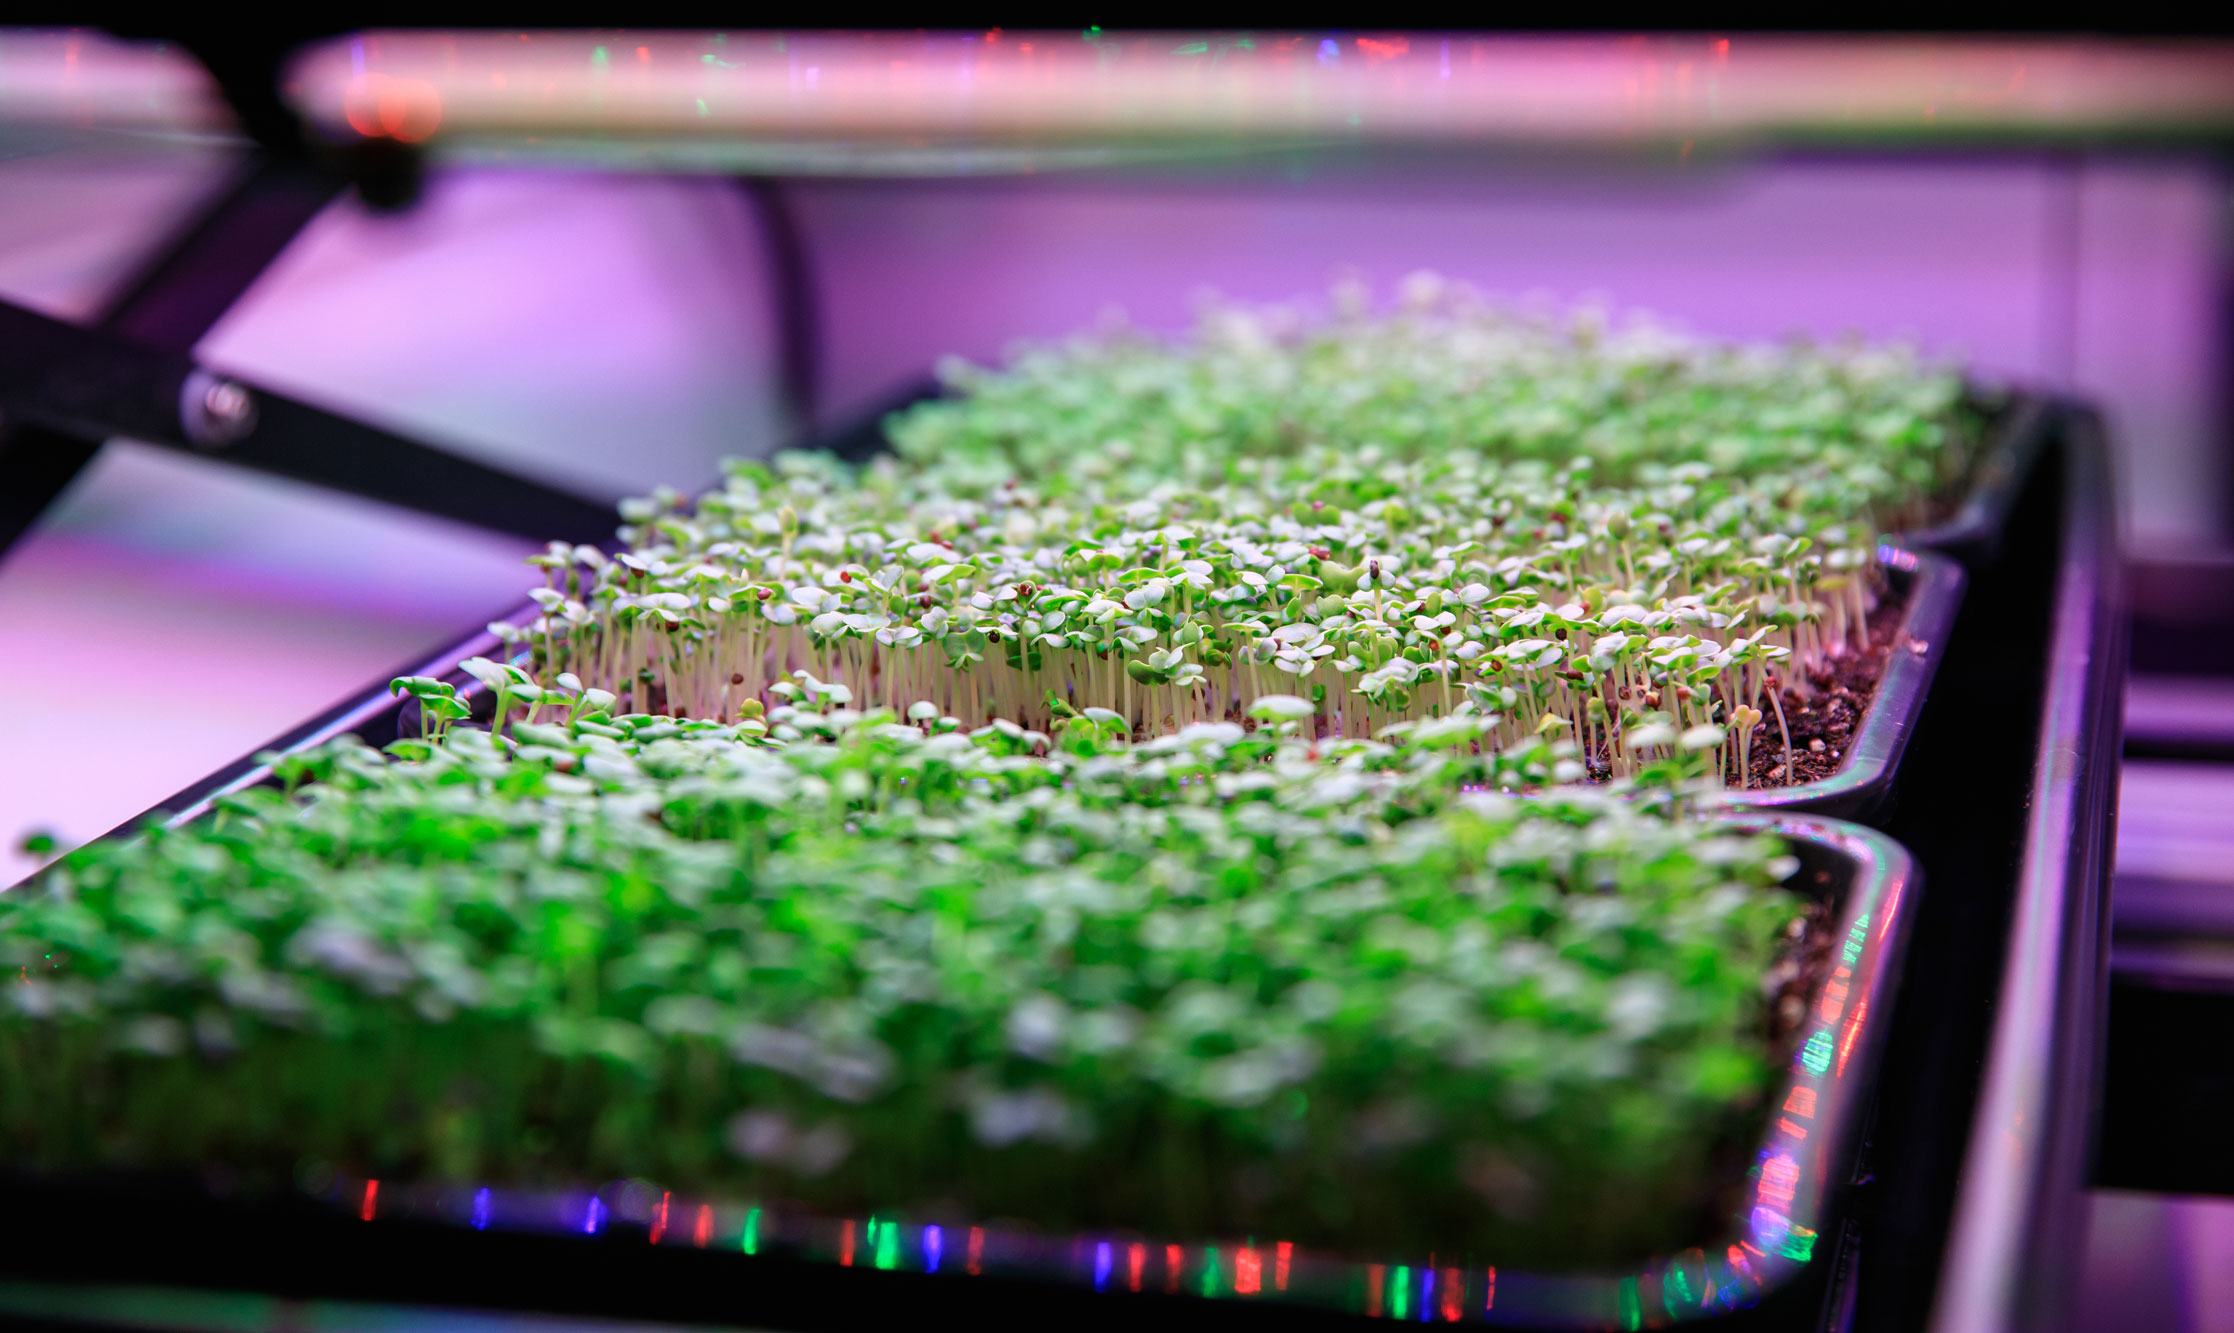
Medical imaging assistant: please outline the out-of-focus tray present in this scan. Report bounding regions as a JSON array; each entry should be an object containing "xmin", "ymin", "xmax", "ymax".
[{"xmin": 0, "ymin": 815, "xmax": 1917, "ymax": 1330}]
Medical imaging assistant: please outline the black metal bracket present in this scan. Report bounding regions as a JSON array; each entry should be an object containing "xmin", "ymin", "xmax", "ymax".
[
  {"xmin": 0, "ymin": 156, "xmax": 341, "ymax": 561},
  {"xmin": 0, "ymin": 296, "xmax": 620, "ymax": 546}
]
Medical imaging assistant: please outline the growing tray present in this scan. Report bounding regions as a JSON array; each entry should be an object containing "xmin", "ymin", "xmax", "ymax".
[
  {"xmin": 0, "ymin": 815, "xmax": 1918, "ymax": 1331},
  {"xmin": 786, "ymin": 378, "xmax": 2050, "ymax": 566},
  {"xmin": 56, "ymin": 375, "xmax": 1988, "ymax": 845},
  {"xmin": 103, "ymin": 543, "xmax": 1962, "ymax": 849}
]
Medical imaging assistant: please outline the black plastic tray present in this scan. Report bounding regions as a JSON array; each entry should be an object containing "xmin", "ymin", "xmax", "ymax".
[
  {"xmin": 0, "ymin": 815, "xmax": 1918, "ymax": 1332},
  {"xmin": 1908, "ymin": 404, "xmax": 2125, "ymax": 1332}
]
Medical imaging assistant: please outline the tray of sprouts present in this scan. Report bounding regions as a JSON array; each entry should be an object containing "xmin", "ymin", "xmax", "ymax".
[
  {"xmin": 457, "ymin": 436, "xmax": 1960, "ymax": 821},
  {"xmin": 0, "ymin": 695, "xmax": 1916, "ymax": 1328},
  {"xmin": 202, "ymin": 285, "xmax": 1987, "ymax": 828},
  {"xmin": 885, "ymin": 278, "xmax": 2039, "ymax": 559}
]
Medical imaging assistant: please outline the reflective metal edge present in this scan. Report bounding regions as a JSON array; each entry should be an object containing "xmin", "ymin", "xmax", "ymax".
[{"xmin": 1928, "ymin": 408, "xmax": 2126, "ymax": 1333}]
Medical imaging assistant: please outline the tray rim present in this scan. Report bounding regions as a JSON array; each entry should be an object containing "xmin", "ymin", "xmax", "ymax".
[{"xmin": 1924, "ymin": 405, "xmax": 2125, "ymax": 1332}]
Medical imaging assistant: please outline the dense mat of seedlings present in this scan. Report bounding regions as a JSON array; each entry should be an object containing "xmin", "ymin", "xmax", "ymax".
[
  {"xmin": 891, "ymin": 280, "xmax": 1974, "ymax": 520},
  {"xmin": 505, "ymin": 289, "xmax": 1971, "ymax": 787},
  {"xmin": 1, "ymin": 691, "xmax": 1804, "ymax": 1265}
]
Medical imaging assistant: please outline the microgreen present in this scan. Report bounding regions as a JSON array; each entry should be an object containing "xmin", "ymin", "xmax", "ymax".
[{"xmin": 2, "ymin": 702, "xmax": 1799, "ymax": 1265}]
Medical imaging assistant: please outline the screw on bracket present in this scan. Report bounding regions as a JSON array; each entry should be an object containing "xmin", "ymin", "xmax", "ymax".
[{"xmin": 181, "ymin": 370, "xmax": 257, "ymax": 448}]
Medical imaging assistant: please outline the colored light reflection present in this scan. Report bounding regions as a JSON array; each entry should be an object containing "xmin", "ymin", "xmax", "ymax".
[
  {"xmin": 359, "ymin": 1180, "xmax": 378, "ymax": 1222},
  {"xmin": 1663, "ymin": 1255, "xmax": 1697, "ymax": 1316},
  {"xmin": 1800, "ymin": 1028, "xmax": 1834, "ymax": 1077},
  {"xmin": 1392, "ymin": 1264, "xmax": 1411, "ymax": 1319},
  {"xmin": 741, "ymin": 1206, "xmax": 762, "ymax": 1255},
  {"xmin": 1127, "ymin": 1242, "xmax": 1145, "ymax": 1291},
  {"xmin": 1235, "ymin": 1245, "xmax": 1261, "ymax": 1296},
  {"xmin": 650, "ymin": 1191, "xmax": 670, "ymax": 1245},
  {"xmin": 582, "ymin": 1196, "xmax": 605, "ymax": 1235},
  {"xmin": 1817, "ymin": 976, "xmax": 1849, "ymax": 1023},
  {"xmin": 1094, "ymin": 1240, "xmax": 1113, "ymax": 1290},
  {"xmin": 1749, "ymin": 1206, "xmax": 1794, "ymax": 1256},
  {"xmin": 340, "ymin": 72, "xmax": 443, "ymax": 142},
  {"xmin": 1838, "ymin": 996, "xmax": 1871, "ymax": 1076},
  {"xmin": 693, "ymin": 1203, "xmax": 714, "ymax": 1248},
  {"xmin": 471, "ymin": 1187, "xmax": 490, "ymax": 1231},
  {"xmin": 923, "ymin": 1224, "xmax": 943, "ymax": 1273}
]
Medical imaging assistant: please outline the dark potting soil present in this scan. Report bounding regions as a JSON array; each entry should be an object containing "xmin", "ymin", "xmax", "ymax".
[{"xmin": 1740, "ymin": 586, "xmax": 1912, "ymax": 789}]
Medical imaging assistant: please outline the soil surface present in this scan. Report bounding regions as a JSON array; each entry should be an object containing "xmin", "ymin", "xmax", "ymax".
[{"xmin": 1738, "ymin": 588, "xmax": 1911, "ymax": 789}]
